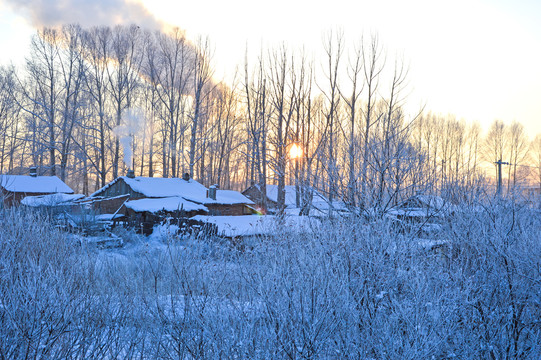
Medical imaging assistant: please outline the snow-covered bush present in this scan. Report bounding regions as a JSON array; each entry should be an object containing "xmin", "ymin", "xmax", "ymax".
[{"xmin": 0, "ymin": 202, "xmax": 539, "ymax": 358}]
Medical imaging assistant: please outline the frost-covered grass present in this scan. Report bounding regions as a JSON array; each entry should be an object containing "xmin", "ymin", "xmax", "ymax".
[{"xmin": 0, "ymin": 203, "xmax": 540, "ymax": 359}]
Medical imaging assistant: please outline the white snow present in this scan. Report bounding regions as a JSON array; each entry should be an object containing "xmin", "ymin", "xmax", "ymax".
[
  {"xmin": 191, "ymin": 215, "xmax": 320, "ymax": 237},
  {"xmin": 92, "ymin": 176, "xmax": 253, "ymax": 213},
  {"xmin": 21, "ymin": 193, "xmax": 85, "ymax": 207},
  {"xmin": 150, "ymin": 223, "xmax": 181, "ymax": 241},
  {"xmin": 0, "ymin": 175, "xmax": 74, "ymax": 194},
  {"xmin": 264, "ymin": 184, "xmax": 347, "ymax": 211},
  {"xmin": 91, "ymin": 176, "xmax": 208, "ymax": 199},
  {"xmin": 186, "ymin": 189, "xmax": 255, "ymax": 205},
  {"xmin": 125, "ymin": 196, "xmax": 208, "ymax": 213},
  {"xmin": 94, "ymin": 213, "xmax": 125, "ymax": 221},
  {"xmin": 387, "ymin": 207, "xmax": 440, "ymax": 218}
]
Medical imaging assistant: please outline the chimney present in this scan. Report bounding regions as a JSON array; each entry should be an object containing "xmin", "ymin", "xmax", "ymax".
[
  {"xmin": 182, "ymin": 172, "xmax": 190, "ymax": 181},
  {"xmin": 208, "ymin": 185, "xmax": 217, "ymax": 200},
  {"xmin": 127, "ymin": 169, "xmax": 135, "ymax": 179},
  {"xmin": 29, "ymin": 166, "xmax": 37, "ymax": 177}
]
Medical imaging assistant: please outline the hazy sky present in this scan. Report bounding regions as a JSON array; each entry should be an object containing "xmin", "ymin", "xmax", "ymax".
[{"xmin": 1, "ymin": 0, "xmax": 540, "ymax": 135}]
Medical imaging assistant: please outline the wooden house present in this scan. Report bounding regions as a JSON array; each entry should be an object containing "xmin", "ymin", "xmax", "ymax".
[
  {"xmin": 91, "ymin": 174, "xmax": 256, "ymax": 233},
  {"xmin": 0, "ymin": 173, "xmax": 74, "ymax": 208}
]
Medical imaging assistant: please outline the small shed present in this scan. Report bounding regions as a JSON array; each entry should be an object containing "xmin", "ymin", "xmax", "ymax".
[
  {"xmin": 124, "ymin": 197, "xmax": 209, "ymax": 234},
  {"xmin": 0, "ymin": 174, "xmax": 74, "ymax": 207}
]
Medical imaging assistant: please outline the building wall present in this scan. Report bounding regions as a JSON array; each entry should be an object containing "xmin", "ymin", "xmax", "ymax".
[
  {"xmin": 125, "ymin": 208, "xmax": 208, "ymax": 234},
  {"xmin": 1, "ymin": 190, "xmax": 50, "ymax": 208},
  {"xmin": 95, "ymin": 178, "xmax": 145, "ymax": 200},
  {"xmin": 89, "ymin": 195, "xmax": 130, "ymax": 214},
  {"xmin": 206, "ymin": 203, "xmax": 249, "ymax": 216}
]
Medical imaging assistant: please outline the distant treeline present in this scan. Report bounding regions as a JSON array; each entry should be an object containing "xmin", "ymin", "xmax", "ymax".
[{"xmin": 0, "ymin": 24, "xmax": 539, "ymax": 211}]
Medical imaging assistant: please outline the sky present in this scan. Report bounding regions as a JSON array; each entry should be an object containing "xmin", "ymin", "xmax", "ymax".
[{"xmin": 1, "ymin": 0, "xmax": 540, "ymax": 135}]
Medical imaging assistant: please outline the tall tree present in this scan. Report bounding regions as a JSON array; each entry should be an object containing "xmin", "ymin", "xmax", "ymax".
[
  {"xmin": 107, "ymin": 25, "xmax": 143, "ymax": 178},
  {"xmin": 188, "ymin": 37, "xmax": 214, "ymax": 179},
  {"xmin": 506, "ymin": 121, "xmax": 529, "ymax": 190},
  {"xmin": 83, "ymin": 26, "xmax": 112, "ymax": 188}
]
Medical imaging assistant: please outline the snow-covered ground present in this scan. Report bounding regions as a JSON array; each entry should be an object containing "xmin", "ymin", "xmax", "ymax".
[
  {"xmin": 1, "ymin": 204, "xmax": 540, "ymax": 359},
  {"xmin": 191, "ymin": 214, "xmax": 320, "ymax": 238}
]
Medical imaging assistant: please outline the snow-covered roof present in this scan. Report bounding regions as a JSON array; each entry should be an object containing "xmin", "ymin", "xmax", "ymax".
[
  {"xmin": 21, "ymin": 193, "xmax": 85, "ymax": 207},
  {"xmin": 192, "ymin": 215, "xmax": 320, "ymax": 238},
  {"xmin": 91, "ymin": 176, "xmax": 209, "ymax": 199},
  {"xmin": 263, "ymin": 184, "xmax": 346, "ymax": 210},
  {"xmin": 0, "ymin": 175, "xmax": 74, "ymax": 194},
  {"xmin": 265, "ymin": 185, "xmax": 303, "ymax": 205},
  {"xmin": 125, "ymin": 196, "xmax": 208, "ymax": 213},
  {"xmin": 186, "ymin": 189, "xmax": 255, "ymax": 205}
]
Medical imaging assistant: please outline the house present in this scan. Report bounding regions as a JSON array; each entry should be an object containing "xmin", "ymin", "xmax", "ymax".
[
  {"xmin": 90, "ymin": 174, "xmax": 208, "ymax": 231},
  {"xmin": 242, "ymin": 183, "xmax": 347, "ymax": 216},
  {"xmin": 0, "ymin": 170, "xmax": 74, "ymax": 207},
  {"xmin": 90, "ymin": 173, "xmax": 209, "ymax": 200},
  {"xmin": 91, "ymin": 173, "xmax": 257, "ymax": 233},
  {"xmin": 92, "ymin": 174, "xmax": 255, "ymax": 216}
]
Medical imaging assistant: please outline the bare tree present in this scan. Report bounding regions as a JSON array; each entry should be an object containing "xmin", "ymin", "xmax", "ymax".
[
  {"xmin": 360, "ymin": 34, "xmax": 385, "ymax": 212},
  {"xmin": 149, "ymin": 28, "xmax": 193, "ymax": 178},
  {"xmin": 82, "ymin": 26, "xmax": 112, "ymax": 188},
  {"xmin": 107, "ymin": 25, "xmax": 143, "ymax": 178},
  {"xmin": 0, "ymin": 66, "xmax": 20, "ymax": 174},
  {"xmin": 267, "ymin": 46, "xmax": 297, "ymax": 214},
  {"xmin": 56, "ymin": 24, "xmax": 86, "ymax": 182},
  {"xmin": 532, "ymin": 134, "xmax": 541, "ymax": 190},
  {"xmin": 19, "ymin": 28, "xmax": 62, "ymax": 176},
  {"xmin": 484, "ymin": 119, "xmax": 508, "ymax": 191},
  {"xmin": 506, "ymin": 121, "xmax": 529, "ymax": 190},
  {"xmin": 188, "ymin": 37, "xmax": 214, "ymax": 179},
  {"xmin": 320, "ymin": 31, "xmax": 344, "ymax": 204},
  {"xmin": 244, "ymin": 50, "xmax": 269, "ymax": 210},
  {"xmin": 340, "ymin": 41, "xmax": 363, "ymax": 209}
]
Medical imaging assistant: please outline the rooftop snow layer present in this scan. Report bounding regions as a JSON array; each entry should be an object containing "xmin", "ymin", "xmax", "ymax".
[
  {"xmin": 91, "ymin": 176, "xmax": 209, "ymax": 199},
  {"xmin": 125, "ymin": 196, "xmax": 208, "ymax": 213},
  {"xmin": 21, "ymin": 193, "xmax": 85, "ymax": 207},
  {"xmin": 0, "ymin": 175, "xmax": 74, "ymax": 194},
  {"xmin": 186, "ymin": 189, "xmax": 255, "ymax": 205}
]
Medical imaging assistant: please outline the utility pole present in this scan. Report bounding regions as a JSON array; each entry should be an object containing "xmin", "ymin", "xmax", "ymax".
[{"xmin": 495, "ymin": 159, "xmax": 510, "ymax": 196}]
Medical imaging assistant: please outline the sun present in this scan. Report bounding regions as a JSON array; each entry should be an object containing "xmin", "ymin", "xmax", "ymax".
[{"xmin": 289, "ymin": 143, "xmax": 303, "ymax": 159}]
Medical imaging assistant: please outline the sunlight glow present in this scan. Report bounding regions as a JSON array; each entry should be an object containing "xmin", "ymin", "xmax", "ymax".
[{"xmin": 289, "ymin": 144, "xmax": 303, "ymax": 159}]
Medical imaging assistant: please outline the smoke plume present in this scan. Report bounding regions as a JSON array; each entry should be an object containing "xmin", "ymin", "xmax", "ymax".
[
  {"xmin": 114, "ymin": 107, "xmax": 145, "ymax": 169},
  {"xmin": 3, "ymin": 0, "xmax": 165, "ymax": 31}
]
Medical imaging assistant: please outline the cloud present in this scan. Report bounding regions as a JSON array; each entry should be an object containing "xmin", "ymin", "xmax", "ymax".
[{"xmin": 2, "ymin": 0, "xmax": 164, "ymax": 31}]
